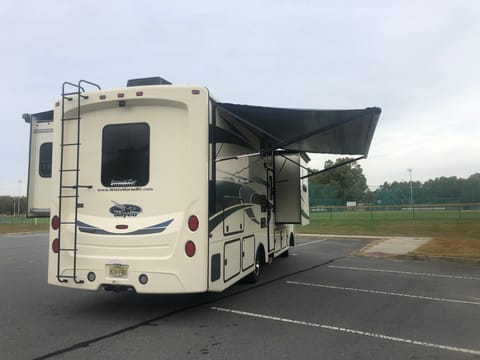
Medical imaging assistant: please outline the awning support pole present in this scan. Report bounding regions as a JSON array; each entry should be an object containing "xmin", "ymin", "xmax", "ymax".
[{"xmin": 277, "ymin": 152, "xmax": 311, "ymax": 172}]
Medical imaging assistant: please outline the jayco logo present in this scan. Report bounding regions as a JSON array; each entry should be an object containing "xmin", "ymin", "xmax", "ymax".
[{"xmin": 109, "ymin": 201, "xmax": 142, "ymax": 217}]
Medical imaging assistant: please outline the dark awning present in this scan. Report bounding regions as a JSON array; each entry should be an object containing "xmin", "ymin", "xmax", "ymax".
[{"xmin": 216, "ymin": 103, "xmax": 381, "ymax": 157}]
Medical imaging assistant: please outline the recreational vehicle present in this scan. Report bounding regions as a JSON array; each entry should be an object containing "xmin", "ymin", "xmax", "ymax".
[{"xmin": 24, "ymin": 77, "xmax": 380, "ymax": 294}]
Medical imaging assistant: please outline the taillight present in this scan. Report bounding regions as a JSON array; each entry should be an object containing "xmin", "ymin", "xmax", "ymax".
[
  {"xmin": 52, "ymin": 238, "xmax": 59, "ymax": 253},
  {"xmin": 185, "ymin": 241, "xmax": 196, "ymax": 257},
  {"xmin": 188, "ymin": 215, "xmax": 199, "ymax": 231},
  {"xmin": 51, "ymin": 215, "xmax": 60, "ymax": 230}
]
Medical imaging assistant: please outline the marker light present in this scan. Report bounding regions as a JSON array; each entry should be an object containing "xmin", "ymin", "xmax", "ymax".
[
  {"xmin": 87, "ymin": 272, "xmax": 96, "ymax": 282},
  {"xmin": 185, "ymin": 241, "xmax": 196, "ymax": 257},
  {"xmin": 51, "ymin": 215, "xmax": 60, "ymax": 230},
  {"xmin": 52, "ymin": 238, "xmax": 59, "ymax": 253},
  {"xmin": 139, "ymin": 274, "xmax": 149, "ymax": 285},
  {"xmin": 188, "ymin": 215, "xmax": 199, "ymax": 232}
]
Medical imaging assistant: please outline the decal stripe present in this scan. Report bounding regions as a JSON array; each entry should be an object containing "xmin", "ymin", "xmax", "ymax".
[
  {"xmin": 77, "ymin": 219, "xmax": 173, "ymax": 236},
  {"xmin": 208, "ymin": 204, "xmax": 253, "ymax": 233}
]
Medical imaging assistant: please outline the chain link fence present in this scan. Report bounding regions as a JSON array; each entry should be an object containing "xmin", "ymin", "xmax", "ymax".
[
  {"xmin": 0, "ymin": 216, "xmax": 48, "ymax": 225},
  {"xmin": 310, "ymin": 203, "xmax": 480, "ymax": 221}
]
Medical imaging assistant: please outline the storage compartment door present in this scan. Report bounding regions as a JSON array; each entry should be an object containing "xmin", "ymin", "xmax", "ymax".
[
  {"xmin": 224, "ymin": 239, "xmax": 241, "ymax": 281},
  {"xmin": 242, "ymin": 235, "xmax": 255, "ymax": 271}
]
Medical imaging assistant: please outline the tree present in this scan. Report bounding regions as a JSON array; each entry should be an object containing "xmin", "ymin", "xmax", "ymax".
[
  {"xmin": 309, "ymin": 157, "xmax": 368, "ymax": 204},
  {"xmin": 373, "ymin": 173, "xmax": 480, "ymax": 205}
]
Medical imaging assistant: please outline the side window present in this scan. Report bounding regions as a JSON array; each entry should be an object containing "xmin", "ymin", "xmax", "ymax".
[
  {"xmin": 39, "ymin": 142, "xmax": 52, "ymax": 178},
  {"xmin": 101, "ymin": 123, "xmax": 150, "ymax": 187}
]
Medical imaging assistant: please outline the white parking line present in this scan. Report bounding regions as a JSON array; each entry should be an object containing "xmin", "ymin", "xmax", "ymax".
[
  {"xmin": 295, "ymin": 239, "xmax": 326, "ymax": 248},
  {"xmin": 286, "ymin": 281, "xmax": 480, "ymax": 306},
  {"xmin": 328, "ymin": 265, "xmax": 480, "ymax": 281},
  {"xmin": 211, "ymin": 307, "xmax": 480, "ymax": 356}
]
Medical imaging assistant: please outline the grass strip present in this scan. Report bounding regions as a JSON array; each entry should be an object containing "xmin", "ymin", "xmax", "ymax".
[{"xmin": 298, "ymin": 212, "xmax": 480, "ymax": 260}]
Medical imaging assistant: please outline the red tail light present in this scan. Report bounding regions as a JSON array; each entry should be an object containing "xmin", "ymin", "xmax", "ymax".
[
  {"xmin": 51, "ymin": 215, "xmax": 60, "ymax": 230},
  {"xmin": 52, "ymin": 238, "xmax": 59, "ymax": 253},
  {"xmin": 185, "ymin": 241, "xmax": 196, "ymax": 257},
  {"xmin": 188, "ymin": 215, "xmax": 199, "ymax": 231}
]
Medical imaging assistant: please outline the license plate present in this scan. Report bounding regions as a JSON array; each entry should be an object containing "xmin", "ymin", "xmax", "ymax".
[{"xmin": 108, "ymin": 264, "xmax": 128, "ymax": 279}]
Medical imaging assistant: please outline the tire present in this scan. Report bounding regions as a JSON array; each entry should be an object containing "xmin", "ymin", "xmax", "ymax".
[
  {"xmin": 281, "ymin": 233, "xmax": 294, "ymax": 257},
  {"xmin": 245, "ymin": 248, "xmax": 263, "ymax": 283},
  {"xmin": 289, "ymin": 233, "xmax": 295, "ymax": 247}
]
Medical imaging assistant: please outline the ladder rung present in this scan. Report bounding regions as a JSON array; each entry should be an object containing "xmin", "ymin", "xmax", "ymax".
[
  {"xmin": 63, "ymin": 117, "xmax": 81, "ymax": 121},
  {"xmin": 59, "ymin": 195, "xmax": 78, "ymax": 198},
  {"xmin": 62, "ymin": 185, "xmax": 92, "ymax": 189},
  {"xmin": 60, "ymin": 222, "xmax": 76, "ymax": 225},
  {"xmin": 63, "ymin": 91, "xmax": 80, "ymax": 96},
  {"xmin": 59, "ymin": 248, "xmax": 78, "ymax": 252},
  {"xmin": 60, "ymin": 169, "xmax": 79, "ymax": 172},
  {"xmin": 61, "ymin": 143, "xmax": 80, "ymax": 147}
]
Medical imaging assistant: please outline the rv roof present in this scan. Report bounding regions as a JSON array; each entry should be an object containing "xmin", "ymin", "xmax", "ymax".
[
  {"xmin": 216, "ymin": 103, "xmax": 380, "ymax": 156},
  {"xmin": 22, "ymin": 110, "xmax": 54, "ymax": 123}
]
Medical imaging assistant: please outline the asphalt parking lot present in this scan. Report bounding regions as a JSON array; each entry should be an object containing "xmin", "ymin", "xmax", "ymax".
[{"xmin": 1, "ymin": 233, "xmax": 479, "ymax": 360}]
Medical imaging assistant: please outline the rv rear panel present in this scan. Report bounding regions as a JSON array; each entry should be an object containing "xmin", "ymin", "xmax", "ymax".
[{"xmin": 48, "ymin": 85, "xmax": 210, "ymax": 293}]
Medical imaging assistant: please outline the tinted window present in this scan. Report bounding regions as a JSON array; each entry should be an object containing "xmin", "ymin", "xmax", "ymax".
[
  {"xmin": 101, "ymin": 123, "xmax": 150, "ymax": 187},
  {"xmin": 39, "ymin": 142, "xmax": 52, "ymax": 178}
]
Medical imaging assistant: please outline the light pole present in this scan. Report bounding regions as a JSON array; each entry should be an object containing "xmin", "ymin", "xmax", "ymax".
[
  {"xmin": 17, "ymin": 179, "xmax": 22, "ymax": 217},
  {"xmin": 407, "ymin": 168, "xmax": 413, "ymax": 204}
]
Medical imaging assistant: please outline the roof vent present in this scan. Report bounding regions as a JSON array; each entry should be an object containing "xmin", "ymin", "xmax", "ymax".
[{"xmin": 126, "ymin": 77, "xmax": 172, "ymax": 87}]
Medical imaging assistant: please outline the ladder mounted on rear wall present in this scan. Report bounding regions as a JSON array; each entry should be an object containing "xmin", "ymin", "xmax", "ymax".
[{"xmin": 56, "ymin": 80, "xmax": 101, "ymax": 284}]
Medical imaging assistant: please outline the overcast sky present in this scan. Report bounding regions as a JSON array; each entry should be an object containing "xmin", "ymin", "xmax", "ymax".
[{"xmin": 1, "ymin": 0, "xmax": 479, "ymax": 195}]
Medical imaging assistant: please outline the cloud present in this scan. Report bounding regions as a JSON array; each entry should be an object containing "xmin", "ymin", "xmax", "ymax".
[{"xmin": 1, "ymin": 0, "xmax": 479, "ymax": 194}]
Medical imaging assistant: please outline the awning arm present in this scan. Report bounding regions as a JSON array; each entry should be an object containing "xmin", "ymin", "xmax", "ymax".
[
  {"xmin": 301, "ymin": 155, "xmax": 365, "ymax": 180},
  {"xmin": 277, "ymin": 152, "xmax": 311, "ymax": 173},
  {"xmin": 216, "ymin": 152, "xmax": 261, "ymax": 162},
  {"xmin": 216, "ymin": 104, "xmax": 285, "ymax": 146}
]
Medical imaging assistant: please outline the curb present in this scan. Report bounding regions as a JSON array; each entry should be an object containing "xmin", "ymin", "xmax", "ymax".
[
  {"xmin": 396, "ymin": 253, "xmax": 480, "ymax": 264},
  {"xmin": 297, "ymin": 233, "xmax": 387, "ymax": 240}
]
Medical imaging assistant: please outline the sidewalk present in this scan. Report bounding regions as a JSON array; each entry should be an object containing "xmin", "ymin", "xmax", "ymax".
[
  {"xmin": 359, "ymin": 237, "xmax": 431, "ymax": 257},
  {"xmin": 298, "ymin": 233, "xmax": 431, "ymax": 257}
]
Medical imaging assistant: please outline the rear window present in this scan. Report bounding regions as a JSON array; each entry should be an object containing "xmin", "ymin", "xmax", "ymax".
[
  {"xmin": 39, "ymin": 142, "xmax": 52, "ymax": 178},
  {"xmin": 101, "ymin": 123, "xmax": 150, "ymax": 187}
]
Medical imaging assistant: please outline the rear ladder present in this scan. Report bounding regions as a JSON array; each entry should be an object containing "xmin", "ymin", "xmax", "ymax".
[{"xmin": 56, "ymin": 80, "xmax": 100, "ymax": 284}]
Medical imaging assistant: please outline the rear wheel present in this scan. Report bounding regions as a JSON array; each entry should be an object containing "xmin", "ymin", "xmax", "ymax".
[
  {"xmin": 245, "ymin": 247, "xmax": 263, "ymax": 283},
  {"xmin": 281, "ymin": 233, "xmax": 294, "ymax": 257}
]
